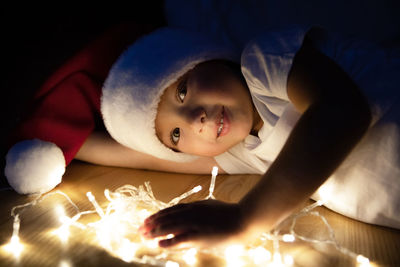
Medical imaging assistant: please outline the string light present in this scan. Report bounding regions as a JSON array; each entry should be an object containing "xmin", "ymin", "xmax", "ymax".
[
  {"xmin": 2, "ymin": 166, "xmax": 372, "ymax": 266},
  {"xmin": 3, "ymin": 235, "xmax": 24, "ymax": 259},
  {"xmin": 248, "ymin": 246, "xmax": 271, "ymax": 265},
  {"xmin": 165, "ymin": 260, "xmax": 180, "ymax": 267},
  {"xmin": 58, "ymin": 259, "xmax": 72, "ymax": 267},
  {"xmin": 283, "ymin": 254, "xmax": 294, "ymax": 266},
  {"xmin": 224, "ymin": 244, "xmax": 246, "ymax": 267},
  {"xmin": 282, "ymin": 234, "xmax": 295, "ymax": 243},
  {"xmin": 53, "ymin": 205, "xmax": 70, "ymax": 243},
  {"xmin": 206, "ymin": 166, "xmax": 218, "ymax": 199},
  {"xmin": 86, "ymin": 191, "xmax": 105, "ymax": 218},
  {"xmin": 357, "ymin": 254, "xmax": 371, "ymax": 267},
  {"xmin": 182, "ymin": 248, "xmax": 197, "ymax": 265}
]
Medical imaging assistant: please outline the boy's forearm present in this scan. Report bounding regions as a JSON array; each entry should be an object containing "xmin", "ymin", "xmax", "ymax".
[
  {"xmin": 75, "ymin": 131, "xmax": 150, "ymax": 168},
  {"xmin": 239, "ymin": 100, "xmax": 371, "ymax": 235},
  {"xmin": 75, "ymin": 131, "xmax": 223, "ymax": 174}
]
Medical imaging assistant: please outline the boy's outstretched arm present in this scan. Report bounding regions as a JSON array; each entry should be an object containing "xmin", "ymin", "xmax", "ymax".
[
  {"xmin": 140, "ymin": 35, "xmax": 372, "ymax": 248},
  {"xmin": 239, "ymin": 35, "xmax": 372, "ymax": 236}
]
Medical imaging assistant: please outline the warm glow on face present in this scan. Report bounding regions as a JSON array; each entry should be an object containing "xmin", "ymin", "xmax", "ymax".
[{"xmin": 155, "ymin": 61, "xmax": 255, "ymax": 157}]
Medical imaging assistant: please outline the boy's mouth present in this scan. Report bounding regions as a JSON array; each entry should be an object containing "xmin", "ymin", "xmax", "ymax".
[
  {"xmin": 217, "ymin": 107, "xmax": 229, "ymax": 138},
  {"xmin": 217, "ymin": 113, "xmax": 224, "ymax": 136}
]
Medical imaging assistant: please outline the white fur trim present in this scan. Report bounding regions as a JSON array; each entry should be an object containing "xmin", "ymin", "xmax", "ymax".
[
  {"xmin": 102, "ymin": 27, "xmax": 239, "ymax": 162},
  {"xmin": 5, "ymin": 139, "xmax": 65, "ymax": 195}
]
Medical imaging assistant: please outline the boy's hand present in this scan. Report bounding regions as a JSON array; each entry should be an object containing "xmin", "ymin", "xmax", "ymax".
[{"xmin": 139, "ymin": 199, "xmax": 246, "ymax": 248}]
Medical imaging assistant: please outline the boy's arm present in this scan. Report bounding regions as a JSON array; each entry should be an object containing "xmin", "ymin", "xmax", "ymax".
[
  {"xmin": 239, "ymin": 35, "xmax": 372, "ymax": 235},
  {"xmin": 75, "ymin": 131, "xmax": 225, "ymax": 174},
  {"xmin": 134, "ymin": 34, "xmax": 372, "ymax": 248}
]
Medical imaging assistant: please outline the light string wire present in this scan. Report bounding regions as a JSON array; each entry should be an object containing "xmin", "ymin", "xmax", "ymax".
[{"xmin": 2, "ymin": 167, "xmax": 370, "ymax": 267}]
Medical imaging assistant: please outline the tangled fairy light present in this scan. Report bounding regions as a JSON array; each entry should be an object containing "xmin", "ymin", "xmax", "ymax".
[{"xmin": 2, "ymin": 167, "xmax": 371, "ymax": 267}]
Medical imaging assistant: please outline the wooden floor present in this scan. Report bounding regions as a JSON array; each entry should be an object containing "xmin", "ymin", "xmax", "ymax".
[{"xmin": 0, "ymin": 161, "xmax": 399, "ymax": 267}]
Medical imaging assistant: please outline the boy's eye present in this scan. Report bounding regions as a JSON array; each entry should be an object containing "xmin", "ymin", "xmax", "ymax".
[
  {"xmin": 171, "ymin": 128, "xmax": 180, "ymax": 145},
  {"xmin": 177, "ymin": 79, "xmax": 187, "ymax": 102}
]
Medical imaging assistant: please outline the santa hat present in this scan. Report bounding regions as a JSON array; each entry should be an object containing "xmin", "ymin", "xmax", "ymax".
[
  {"xmin": 4, "ymin": 26, "xmax": 238, "ymax": 195},
  {"xmin": 101, "ymin": 27, "xmax": 238, "ymax": 162}
]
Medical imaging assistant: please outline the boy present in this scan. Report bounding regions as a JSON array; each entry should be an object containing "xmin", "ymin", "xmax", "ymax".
[{"xmin": 5, "ymin": 26, "xmax": 400, "ymax": 248}]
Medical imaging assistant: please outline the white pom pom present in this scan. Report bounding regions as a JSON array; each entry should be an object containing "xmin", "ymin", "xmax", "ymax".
[{"xmin": 5, "ymin": 139, "xmax": 65, "ymax": 194}]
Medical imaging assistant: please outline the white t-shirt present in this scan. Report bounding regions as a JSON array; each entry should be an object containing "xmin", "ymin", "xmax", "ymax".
[{"xmin": 215, "ymin": 26, "xmax": 400, "ymax": 229}]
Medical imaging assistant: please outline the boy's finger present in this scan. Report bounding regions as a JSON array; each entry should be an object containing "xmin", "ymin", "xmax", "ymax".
[
  {"xmin": 147, "ymin": 221, "xmax": 193, "ymax": 238},
  {"xmin": 145, "ymin": 203, "xmax": 190, "ymax": 223},
  {"xmin": 145, "ymin": 206, "xmax": 195, "ymax": 227},
  {"xmin": 158, "ymin": 231, "xmax": 199, "ymax": 248}
]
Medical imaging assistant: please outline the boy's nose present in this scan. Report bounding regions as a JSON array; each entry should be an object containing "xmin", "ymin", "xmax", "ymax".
[{"xmin": 186, "ymin": 107, "xmax": 206, "ymax": 133}]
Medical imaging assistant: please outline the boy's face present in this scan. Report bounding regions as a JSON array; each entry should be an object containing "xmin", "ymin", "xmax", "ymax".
[{"xmin": 155, "ymin": 61, "xmax": 258, "ymax": 157}]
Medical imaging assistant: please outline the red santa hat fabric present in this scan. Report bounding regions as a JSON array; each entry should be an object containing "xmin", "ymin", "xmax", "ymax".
[{"xmin": 4, "ymin": 23, "xmax": 155, "ymax": 194}]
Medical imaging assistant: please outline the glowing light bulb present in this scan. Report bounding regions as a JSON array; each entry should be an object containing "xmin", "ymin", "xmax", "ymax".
[
  {"xmin": 166, "ymin": 234, "xmax": 175, "ymax": 239},
  {"xmin": 118, "ymin": 238, "xmax": 138, "ymax": 262},
  {"xmin": 225, "ymin": 244, "xmax": 245, "ymax": 258},
  {"xmin": 248, "ymin": 246, "xmax": 271, "ymax": 265},
  {"xmin": 54, "ymin": 206, "xmax": 70, "ymax": 243},
  {"xmin": 104, "ymin": 189, "xmax": 111, "ymax": 201},
  {"xmin": 144, "ymin": 239, "xmax": 159, "ymax": 249},
  {"xmin": 4, "ymin": 214, "xmax": 24, "ymax": 259},
  {"xmin": 58, "ymin": 259, "xmax": 72, "ymax": 267},
  {"xmin": 55, "ymin": 205, "xmax": 66, "ymax": 217},
  {"xmin": 168, "ymin": 185, "xmax": 203, "ymax": 206},
  {"xmin": 225, "ymin": 244, "xmax": 245, "ymax": 267},
  {"xmin": 138, "ymin": 209, "xmax": 151, "ymax": 221},
  {"xmin": 4, "ymin": 235, "xmax": 24, "ymax": 259},
  {"xmin": 165, "ymin": 260, "xmax": 180, "ymax": 267},
  {"xmin": 284, "ymin": 254, "xmax": 294, "ymax": 266},
  {"xmin": 193, "ymin": 185, "xmax": 202, "ymax": 193},
  {"xmin": 54, "ymin": 225, "xmax": 70, "ymax": 243},
  {"xmin": 317, "ymin": 183, "xmax": 333, "ymax": 205},
  {"xmin": 357, "ymin": 255, "xmax": 370, "ymax": 267},
  {"xmin": 282, "ymin": 234, "xmax": 295, "ymax": 242},
  {"xmin": 182, "ymin": 248, "xmax": 197, "ymax": 265},
  {"xmin": 212, "ymin": 166, "xmax": 219, "ymax": 177},
  {"xmin": 270, "ymin": 252, "xmax": 283, "ymax": 267},
  {"xmin": 207, "ymin": 166, "xmax": 218, "ymax": 199},
  {"xmin": 86, "ymin": 191, "xmax": 94, "ymax": 201},
  {"xmin": 86, "ymin": 192, "xmax": 105, "ymax": 217}
]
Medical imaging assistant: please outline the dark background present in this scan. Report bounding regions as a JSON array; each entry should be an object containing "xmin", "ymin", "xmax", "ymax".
[{"xmin": 0, "ymin": 2, "xmax": 166, "ymax": 180}]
